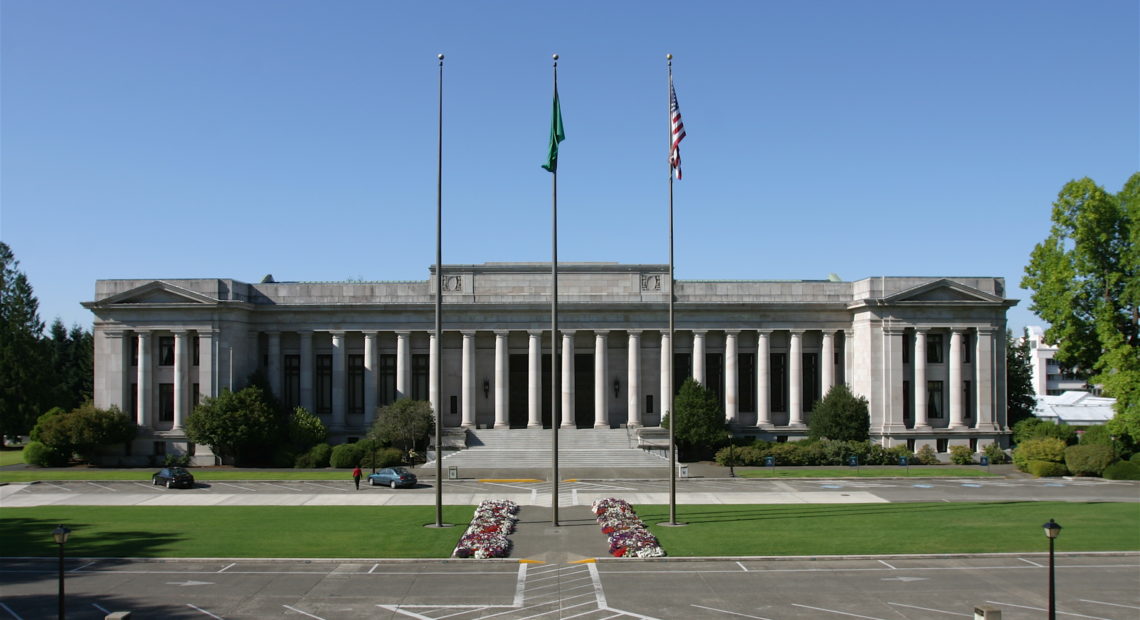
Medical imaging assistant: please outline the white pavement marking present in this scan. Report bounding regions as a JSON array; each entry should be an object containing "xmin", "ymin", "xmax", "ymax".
[
  {"xmin": 514, "ymin": 563, "xmax": 527, "ymax": 606},
  {"xmin": 186, "ymin": 603, "xmax": 224, "ymax": 618},
  {"xmin": 214, "ymin": 481, "xmax": 258, "ymax": 492},
  {"xmin": 690, "ymin": 604, "xmax": 773, "ymax": 619},
  {"xmin": 1019, "ymin": 557, "xmax": 1045, "ymax": 567},
  {"xmin": 72, "ymin": 561, "xmax": 96, "ymax": 572},
  {"xmin": 887, "ymin": 602, "xmax": 970, "ymax": 617},
  {"xmin": 736, "ymin": 561, "xmax": 748, "ymax": 572},
  {"xmin": 0, "ymin": 602, "xmax": 23, "ymax": 619},
  {"xmin": 877, "ymin": 560, "xmax": 895, "ymax": 569},
  {"xmin": 986, "ymin": 601, "xmax": 1112, "ymax": 619},
  {"xmin": 92, "ymin": 603, "xmax": 111, "ymax": 614},
  {"xmin": 572, "ymin": 488, "xmax": 578, "ymax": 504},
  {"xmin": 791, "ymin": 603, "xmax": 886, "ymax": 619},
  {"xmin": 1079, "ymin": 599, "xmax": 1140, "ymax": 611},
  {"xmin": 368, "ymin": 563, "xmax": 379, "ymax": 574},
  {"xmin": 217, "ymin": 562, "xmax": 236, "ymax": 573},
  {"xmin": 283, "ymin": 604, "xmax": 326, "ymax": 619},
  {"xmin": 86, "ymin": 482, "xmax": 117, "ymax": 492}
]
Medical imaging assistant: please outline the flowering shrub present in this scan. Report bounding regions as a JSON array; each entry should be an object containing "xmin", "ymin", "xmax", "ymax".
[
  {"xmin": 591, "ymin": 497, "xmax": 666, "ymax": 558},
  {"xmin": 452, "ymin": 499, "xmax": 519, "ymax": 559}
]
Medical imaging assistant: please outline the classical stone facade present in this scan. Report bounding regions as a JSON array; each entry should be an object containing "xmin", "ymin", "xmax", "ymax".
[{"xmin": 84, "ymin": 263, "xmax": 1016, "ymax": 464}]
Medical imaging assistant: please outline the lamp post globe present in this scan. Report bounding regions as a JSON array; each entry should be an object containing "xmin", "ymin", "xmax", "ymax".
[
  {"xmin": 52, "ymin": 524, "xmax": 71, "ymax": 619},
  {"xmin": 1043, "ymin": 518, "xmax": 1061, "ymax": 620}
]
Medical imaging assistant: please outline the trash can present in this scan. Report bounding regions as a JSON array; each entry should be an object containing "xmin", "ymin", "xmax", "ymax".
[
  {"xmin": 678, "ymin": 465, "xmax": 689, "ymax": 478},
  {"xmin": 448, "ymin": 466, "xmax": 458, "ymax": 480}
]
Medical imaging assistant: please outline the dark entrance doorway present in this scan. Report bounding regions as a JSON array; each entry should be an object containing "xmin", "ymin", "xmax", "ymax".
[
  {"xmin": 508, "ymin": 354, "xmax": 528, "ymax": 428},
  {"xmin": 574, "ymin": 353, "xmax": 594, "ymax": 428}
]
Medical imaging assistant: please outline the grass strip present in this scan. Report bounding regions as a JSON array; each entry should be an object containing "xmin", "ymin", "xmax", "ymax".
[
  {"xmin": 0, "ymin": 506, "xmax": 475, "ymax": 558},
  {"xmin": 0, "ymin": 448, "xmax": 25, "ymax": 467},
  {"xmin": 735, "ymin": 466, "xmax": 995, "ymax": 478},
  {"xmin": 639, "ymin": 502, "xmax": 1140, "ymax": 556}
]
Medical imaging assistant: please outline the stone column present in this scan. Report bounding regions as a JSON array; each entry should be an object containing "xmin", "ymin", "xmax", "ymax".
[
  {"xmin": 299, "ymin": 331, "xmax": 314, "ymax": 413},
  {"xmin": 330, "ymin": 331, "xmax": 346, "ymax": 430},
  {"xmin": 494, "ymin": 331, "xmax": 509, "ymax": 429},
  {"xmin": 527, "ymin": 331, "xmax": 542, "ymax": 428},
  {"xmin": 724, "ymin": 330, "xmax": 739, "ymax": 424},
  {"xmin": 821, "ymin": 330, "xmax": 835, "ymax": 395},
  {"xmin": 975, "ymin": 327, "xmax": 997, "ymax": 430},
  {"xmin": 594, "ymin": 330, "xmax": 609, "ymax": 428},
  {"xmin": 197, "ymin": 330, "xmax": 215, "ymax": 402},
  {"xmin": 136, "ymin": 332, "xmax": 152, "ymax": 428},
  {"xmin": 109, "ymin": 331, "xmax": 132, "ymax": 412},
  {"xmin": 788, "ymin": 330, "xmax": 803, "ymax": 427},
  {"xmin": 428, "ymin": 332, "xmax": 440, "ymax": 421},
  {"xmin": 627, "ymin": 330, "xmax": 642, "ymax": 427},
  {"xmin": 461, "ymin": 331, "xmax": 476, "ymax": 428},
  {"xmin": 949, "ymin": 329, "xmax": 965, "ymax": 428},
  {"xmin": 883, "ymin": 325, "xmax": 906, "ymax": 433},
  {"xmin": 756, "ymin": 330, "xmax": 771, "ymax": 427},
  {"xmin": 659, "ymin": 330, "xmax": 671, "ymax": 427},
  {"xmin": 173, "ymin": 330, "xmax": 189, "ymax": 430},
  {"xmin": 914, "ymin": 329, "xmax": 929, "ymax": 429},
  {"xmin": 395, "ymin": 331, "xmax": 410, "ymax": 400},
  {"xmin": 692, "ymin": 330, "xmax": 707, "ymax": 385},
  {"xmin": 561, "ymin": 331, "xmax": 576, "ymax": 428},
  {"xmin": 364, "ymin": 332, "xmax": 378, "ymax": 427}
]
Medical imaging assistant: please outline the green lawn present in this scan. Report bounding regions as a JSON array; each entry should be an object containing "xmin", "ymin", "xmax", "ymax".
[
  {"xmin": 0, "ymin": 506, "xmax": 476, "ymax": 558},
  {"xmin": 0, "ymin": 469, "xmax": 362, "ymax": 483},
  {"xmin": 640, "ymin": 502, "xmax": 1140, "ymax": 556},
  {"xmin": 2, "ymin": 502, "xmax": 1137, "ymax": 559},
  {"xmin": 735, "ymin": 466, "xmax": 995, "ymax": 478},
  {"xmin": 0, "ymin": 447, "xmax": 24, "ymax": 467}
]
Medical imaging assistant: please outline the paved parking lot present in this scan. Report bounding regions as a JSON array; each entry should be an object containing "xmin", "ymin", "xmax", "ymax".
[{"xmin": 1, "ymin": 554, "xmax": 1137, "ymax": 619}]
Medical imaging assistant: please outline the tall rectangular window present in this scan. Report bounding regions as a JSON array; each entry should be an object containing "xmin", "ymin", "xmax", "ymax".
[
  {"xmin": 770, "ymin": 352, "xmax": 787, "ymax": 412},
  {"xmin": 159, "ymin": 383, "xmax": 174, "ymax": 422},
  {"xmin": 412, "ymin": 354, "xmax": 429, "ymax": 401},
  {"xmin": 193, "ymin": 336, "xmax": 200, "ymax": 366},
  {"xmin": 316, "ymin": 354, "xmax": 333, "ymax": 414},
  {"xmin": 802, "ymin": 352, "xmax": 819, "ymax": 411},
  {"xmin": 927, "ymin": 334, "xmax": 944, "ymax": 364},
  {"xmin": 646, "ymin": 394, "xmax": 654, "ymax": 414},
  {"xmin": 348, "ymin": 354, "xmax": 364, "ymax": 414},
  {"xmin": 927, "ymin": 380, "xmax": 944, "ymax": 418},
  {"xmin": 964, "ymin": 380, "xmax": 973, "ymax": 418},
  {"xmin": 962, "ymin": 335, "xmax": 971, "ymax": 363},
  {"xmin": 159, "ymin": 336, "xmax": 175, "ymax": 366},
  {"xmin": 673, "ymin": 353, "xmax": 692, "ymax": 396},
  {"xmin": 706, "ymin": 353, "xmax": 724, "ymax": 407},
  {"xmin": 902, "ymin": 332, "xmax": 910, "ymax": 363},
  {"xmin": 903, "ymin": 380, "xmax": 911, "ymax": 419},
  {"xmin": 192, "ymin": 383, "xmax": 200, "ymax": 410},
  {"xmin": 284, "ymin": 355, "xmax": 300, "ymax": 410},
  {"xmin": 738, "ymin": 352, "xmax": 755, "ymax": 413},
  {"xmin": 379, "ymin": 354, "xmax": 397, "ymax": 405},
  {"xmin": 131, "ymin": 338, "xmax": 138, "ymax": 366}
]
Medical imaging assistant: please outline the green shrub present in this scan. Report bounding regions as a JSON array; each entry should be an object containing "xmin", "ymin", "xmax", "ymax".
[
  {"xmin": 1027, "ymin": 460, "xmax": 1069, "ymax": 477},
  {"xmin": 1013, "ymin": 437, "xmax": 1066, "ymax": 472},
  {"xmin": 163, "ymin": 454, "xmax": 190, "ymax": 467},
  {"xmin": 1102, "ymin": 460, "xmax": 1140, "ymax": 480},
  {"xmin": 22, "ymin": 440, "xmax": 68, "ymax": 467},
  {"xmin": 295, "ymin": 443, "xmax": 332, "ymax": 468},
  {"xmin": 1063, "ymin": 444, "xmax": 1116, "ymax": 477},
  {"xmin": 1132, "ymin": 452, "xmax": 1140, "ymax": 463},
  {"xmin": 1078, "ymin": 425, "xmax": 1112, "ymax": 446},
  {"xmin": 913, "ymin": 444, "xmax": 940, "ymax": 465},
  {"xmin": 375, "ymin": 447, "xmax": 405, "ymax": 467},
  {"xmin": 1012, "ymin": 418, "xmax": 1077, "ymax": 445},
  {"xmin": 983, "ymin": 442, "xmax": 1009, "ymax": 464},
  {"xmin": 329, "ymin": 442, "xmax": 365, "ymax": 468},
  {"xmin": 949, "ymin": 445, "xmax": 975, "ymax": 465}
]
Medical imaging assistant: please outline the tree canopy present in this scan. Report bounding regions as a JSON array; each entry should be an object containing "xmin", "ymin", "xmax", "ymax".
[
  {"xmin": 185, "ymin": 385, "xmax": 280, "ymax": 465},
  {"xmin": 663, "ymin": 377, "xmax": 726, "ymax": 459},
  {"xmin": 369, "ymin": 399, "xmax": 434, "ymax": 458},
  {"xmin": 1006, "ymin": 329, "xmax": 1037, "ymax": 428},
  {"xmin": 1, "ymin": 241, "xmax": 50, "ymax": 438},
  {"xmin": 807, "ymin": 384, "xmax": 869, "ymax": 442},
  {"xmin": 29, "ymin": 402, "xmax": 136, "ymax": 462},
  {"xmin": 1022, "ymin": 174, "xmax": 1139, "ymax": 430}
]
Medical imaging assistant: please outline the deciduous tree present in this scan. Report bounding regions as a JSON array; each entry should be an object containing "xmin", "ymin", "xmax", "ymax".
[
  {"xmin": 807, "ymin": 384, "xmax": 870, "ymax": 442},
  {"xmin": 369, "ymin": 399, "xmax": 434, "ymax": 460},
  {"xmin": 185, "ymin": 385, "xmax": 280, "ymax": 465}
]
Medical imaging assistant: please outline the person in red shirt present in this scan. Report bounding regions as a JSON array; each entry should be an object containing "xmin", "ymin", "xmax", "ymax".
[{"xmin": 352, "ymin": 465, "xmax": 362, "ymax": 490}]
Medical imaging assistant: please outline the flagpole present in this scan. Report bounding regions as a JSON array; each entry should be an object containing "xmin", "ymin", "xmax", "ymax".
[
  {"xmin": 666, "ymin": 54, "xmax": 678, "ymax": 525},
  {"xmin": 549, "ymin": 53, "xmax": 561, "ymax": 527},
  {"xmin": 429, "ymin": 52, "xmax": 451, "ymax": 530}
]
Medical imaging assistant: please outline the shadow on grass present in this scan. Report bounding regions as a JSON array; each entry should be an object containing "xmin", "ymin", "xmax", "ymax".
[
  {"xmin": 638, "ymin": 501, "xmax": 1028, "ymax": 526},
  {"xmin": 0, "ymin": 516, "xmax": 186, "ymax": 559}
]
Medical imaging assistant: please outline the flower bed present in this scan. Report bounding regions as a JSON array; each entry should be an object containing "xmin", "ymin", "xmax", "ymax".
[
  {"xmin": 591, "ymin": 497, "xmax": 666, "ymax": 558},
  {"xmin": 452, "ymin": 499, "xmax": 520, "ymax": 559}
]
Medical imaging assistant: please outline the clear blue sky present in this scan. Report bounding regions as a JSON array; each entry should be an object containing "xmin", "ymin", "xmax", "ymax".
[{"xmin": 2, "ymin": 1, "xmax": 1137, "ymax": 336}]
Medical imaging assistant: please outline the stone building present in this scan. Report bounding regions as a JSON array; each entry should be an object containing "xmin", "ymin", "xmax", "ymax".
[{"xmin": 84, "ymin": 262, "xmax": 1016, "ymax": 464}]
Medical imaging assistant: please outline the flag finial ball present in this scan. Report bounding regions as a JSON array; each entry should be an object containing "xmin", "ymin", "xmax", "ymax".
[
  {"xmin": 666, "ymin": 53, "xmax": 673, "ymax": 60},
  {"xmin": 438, "ymin": 53, "xmax": 444, "ymax": 60},
  {"xmin": 552, "ymin": 53, "xmax": 559, "ymax": 60}
]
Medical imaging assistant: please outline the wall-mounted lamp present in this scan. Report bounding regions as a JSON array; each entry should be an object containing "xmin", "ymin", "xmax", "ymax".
[
  {"xmin": 483, "ymin": 379, "xmax": 490, "ymax": 399},
  {"xmin": 613, "ymin": 378, "xmax": 620, "ymax": 398}
]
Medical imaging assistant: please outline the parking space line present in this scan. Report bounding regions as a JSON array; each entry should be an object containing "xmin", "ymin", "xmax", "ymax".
[
  {"xmin": 986, "ymin": 601, "xmax": 1111, "ymax": 619},
  {"xmin": 71, "ymin": 561, "xmax": 96, "ymax": 572},
  {"xmin": 736, "ymin": 561, "xmax": 748, "ymax": 572},
  {"xmin": 877, "ymin": 560, "xmax": 895, "ymax": 569},
  {"xmin": 1079, "ymin": 599, "xmax": 1140, "ymax": 610},
  {"xmin": 214, "ymin": 481, "xmax": 258, "ymax": 492},
  {"xmin": 368, "ymin": 563, "xmax": 379, "ymax": 574},
  {"xmin": 0, "ymin": 602, "xmax": 23, "ymax": 620},
  {"xmin": 92, "ymin": 603, "xmax": 111, "ymax": 614},
  {"xmin": 282, "ymin": 604, "xmax": 325, "ymax": 619},
  {"xmin": 690, "ymin": 604, "xmax": 772, "ymax": 619},
  {"xmin": 217, "ymin": 562, "xmax": 236, "ymax": 573},
  {"xmin": 887, "ymin": 602, "xmax": 970, "ymax": 617},
  {"xmin": 86, "ymin": 482, "xmax": 117, "ymax": 492},
  {"xmin": 186, "ymin": 603, "xmax": 224, "ymax": 618},
  {"xmin": 1019, "ymin": 557, "xmax": 1044, "ymax": 567},
  {"xmin": 791, "ymin": 603, "xmax": 885, "ymax": 619}
]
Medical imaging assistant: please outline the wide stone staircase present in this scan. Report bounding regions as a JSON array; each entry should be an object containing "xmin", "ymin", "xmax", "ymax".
[{"xmin": 427, "ymin": 428, "xmax": 667, "ymax": 470}]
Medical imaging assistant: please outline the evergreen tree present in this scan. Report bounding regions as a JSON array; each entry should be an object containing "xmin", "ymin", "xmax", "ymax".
[
  {"xmin": 47, "ymin": 319, "xmax": 94, "ymax": 413},
  {"xmin": 0, "ymin": 242, "xmax": 50, "ymax": 438},
  {"xmin": 1006, "ymin": 329, "xmax": 1037, "ymax": 428},
  {"xmin": 807, "ymin": 384, "xmax": 870, "ymax": 442},
  {"xmin": 662, "ymin": 377, "xmax": 726, "ymax": 460}
]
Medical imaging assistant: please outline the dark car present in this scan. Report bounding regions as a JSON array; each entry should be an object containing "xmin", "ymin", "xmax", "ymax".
[
  {"xmin": 368, "ymin": 467, "xmax": 417, "ymax": 489},
  {"xmin": 152, "ymin": 467, "xmax": 195, "ymax": 489}
]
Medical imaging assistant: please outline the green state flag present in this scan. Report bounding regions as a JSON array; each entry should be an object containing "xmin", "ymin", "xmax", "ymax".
[{"xmin": 541, "ymin": 88, "xmax": 565, "ymax": 173}]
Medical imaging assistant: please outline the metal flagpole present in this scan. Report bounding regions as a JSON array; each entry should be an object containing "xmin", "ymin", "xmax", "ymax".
[
  {"xmin": 550, "ymin": 53, "xmax": 561, "ymax": 527},
  {"xmin": 667, "ymin": 55, "xmax": 677, "ymax": 525},
  {"xmin": 428, "ymin": 53, "xmax": 451, "ymax": 530}
]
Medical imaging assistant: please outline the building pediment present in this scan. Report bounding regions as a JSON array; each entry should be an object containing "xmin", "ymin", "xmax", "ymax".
[
  {"xmin": 86, "ymin": 281, "xmax": 220, "ymax": 308},
  {"xmin": 881, "ymin": 279, "xmax": 1005, "ymax": 305}
]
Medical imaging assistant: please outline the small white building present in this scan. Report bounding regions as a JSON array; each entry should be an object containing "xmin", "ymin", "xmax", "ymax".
[
  {"xmin": 1034, "ymin": 391, "xmax": 1116, "ymax": 426},
  {"xmin": 1025, "ymin": 326, "xmax": 1091, "ymax": 396}
]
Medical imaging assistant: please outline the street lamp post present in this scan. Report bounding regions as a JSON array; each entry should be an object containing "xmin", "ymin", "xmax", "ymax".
[
  {"xmin": 1043, "ymin": 518, "xmax": 1062, "ymax": 620},
  {"xmin": 52, "ymin": 524, "xmax": 71, "ymax": 619}
]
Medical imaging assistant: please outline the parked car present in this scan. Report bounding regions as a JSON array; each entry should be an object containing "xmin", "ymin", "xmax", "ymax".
[
  {"xmin": 152, "ymin": 467, "xmax": 195, "ymax": 489},
  {"xmin": 368, "ymin": 467, "xmax": 417, "ymax": 489}
]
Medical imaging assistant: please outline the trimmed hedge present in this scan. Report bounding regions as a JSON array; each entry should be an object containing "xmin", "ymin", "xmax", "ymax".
[
  {"xmin": 949, "ymin": 445, "xmax": 975, "ymax": 465},
  {"xmin": 1027, "ymin": 460, "xmax": 1069, "ymax": 477},
  {"xmin": 1013, "ymin": 437, "xmax": 1066, "ymax": 472},
  {"xmin": 22, "ymin": 441, "xmax": 68, "ymax": 467},
  {"xmin": 1103, "ymin": 460, "xmax": 1140, "ymax": 480},
  {"xmin": 714, "ymin": 439, "xmax": 913, "ymax": 467},
  {"xmin": 1063, "ymin": 444, "xmax": 1116, "ymax": 477}
]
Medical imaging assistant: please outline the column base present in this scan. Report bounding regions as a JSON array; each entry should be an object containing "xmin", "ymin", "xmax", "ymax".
[
  {"xmin": 527, "ymin": 423, "xmax": 543, "ymax": 429},
  {"xmin": 949, "ymin": 423, "xmax": 969, "ymax": 430},
  {"xmin": 973, "ymin": 422, "xmax": 999, "ymax": 432},
  {"xmin": 912, "ymin": 423, "xmax": 931, "ymax": 431},
  {"xmin": 493, "ymin": 423, "xmax": 510, "ymax": 429},
  {"xmin": 594, "ymin": 423, "xmax": 610, "ymax": 429}
]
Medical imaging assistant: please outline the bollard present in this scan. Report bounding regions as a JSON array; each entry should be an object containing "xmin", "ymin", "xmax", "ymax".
[{"xmin": 973, "ymin": 604, "xmax": 1001, "ymax": 619}]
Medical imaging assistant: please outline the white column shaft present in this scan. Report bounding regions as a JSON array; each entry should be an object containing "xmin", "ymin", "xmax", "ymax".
[
  {"xmin": 756, "ymin": 331, "xmax": 771, "ymax": 426},
  {"xmin": 692, "ymin": 331, "xmax": 706, "ymax": 385},
  {"xmin": 914, "ymin": 330, "xmax": 928, "ymax": 428},
  {"xmin": 364, "ymin": 332, "xmax": 378, "ymax": 427},
  {"xmin": 137, "ymin": 332, "xmax": 152, "ymax": 428},
  {"xmin": 659, "ymin": 331, "xmax": 671, "ymax": 427},
  {"xmin": 821, "ymin": 331, "xmax": 835, "ymax": 395},
  {"xmin": 527, "ymin": 332, "xmax": 542, "ymax": 428},
  {"xmin": 494, "ymin": 331, "xmax": 509, "ymax": 428},
  {"xmin": 395, "ymin": 331, "xmax": 410, "ymax": 399},
  {"xmin": 789, "ymin": 331, "xmax": 803, "ymax": 426},
  {"xmin": 949, "ymin": 329, "xmax": 964, "ymax": 428},
  {"xmin": 724, "ymin": 331, "xmax": 739, "ymax": 423},
  {"xmin": 627, "ymin": 331, "xmax": 642, "ymax": 427},
  {"xmin": 561, "ymin": 332, "xmax": 575, "ymax": 428},
  {"xmin": 331, "ymin": 332, "xmax": 346, "ymax": 429},
  {"xmin": 428, "ymin": 333, "xmax": 440, "ymax": 422},
  {"xmin": 461, "ymin": 332, "xmax": 476, "ymax": 428},
  {"xmin": 594, "ymin": 331, "xmax": 609, "ymax": 428},
  {"xmin": 173, "ymin": 331, "xmax": 189, "ymax": 430}
]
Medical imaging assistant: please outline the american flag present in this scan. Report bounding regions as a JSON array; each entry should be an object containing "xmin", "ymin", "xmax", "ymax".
[{"xmin": 669, "ymin": 80, "xmax": 686, "ymax": 180}]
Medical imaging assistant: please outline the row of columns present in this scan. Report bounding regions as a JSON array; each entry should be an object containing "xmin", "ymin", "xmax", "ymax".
[
  {"xmin": 117, "ymin": 329, "xmax": 215, "ymax": 433},
  {"xmin": 908, "ymin": 327, "xmax": 996, "ymax": 430}
]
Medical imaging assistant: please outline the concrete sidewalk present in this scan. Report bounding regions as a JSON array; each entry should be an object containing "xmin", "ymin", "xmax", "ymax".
[{"xmin": 509, "ymin": 505, "xmax": 612, "ymax": 563}]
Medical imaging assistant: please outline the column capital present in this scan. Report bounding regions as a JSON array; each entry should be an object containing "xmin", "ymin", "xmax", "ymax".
[
  {"xmin": 172, "ymin": 329, "xmax": 191, "ymax": 336},
  {"xmin": 494, "ymin": 330, "xmax": 510, "ymax": 336},
  {"xmin": 560, "ymin": 329, "xmax": 576, "ymax": 336},
  {"xmin": 327, "ymin": 330, "xmax": 346, "ymax": 337},
  {"xmin": 527, "ymin": 329, "xmax": 543, "ymax": 336},
  {"xmin": 788, "ymin": 328, "xmax": 805, "ymax": 336},
  {"xmin": 691, "ymin": 329, "xmax": 708, "ymax": 335},
  {"xmin": 593, "ymin": 329, "xmax": 610, "ymax": 336},
  {"xmin": 975, "ymin": 326, "xmax": 998, "ymax": 335},
  {"xmin": 757, "ymin": 329, "xmax": 772, "ymax": 337},
  {"xmin": 461, "ymin": 330, "xmax": 477, "ymax": 337},
  {"xmin": 626, "ymin": 329, "xmax": 643, "ymax": 336},
  {"xmin": 395, "ymin": 330, "xmax": 412, "ymax": 336},
  {"xmin": 724, "ymin": 329, "xmax": 741, "ymax": 336}
]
